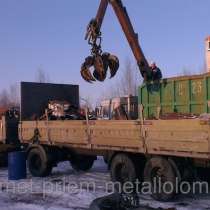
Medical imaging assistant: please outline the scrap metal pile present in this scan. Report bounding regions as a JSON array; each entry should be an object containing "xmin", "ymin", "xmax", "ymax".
[
  {"xmin": 146, "ymin": 113, "xmax": 198, "ymax": 120},
  {"xmin": 159, "ymin": 112, "xmax": 198, "ymax": 120},
  {"xmin": 40, "ymin": 101, "xmax": 86, "ymax": 120}
]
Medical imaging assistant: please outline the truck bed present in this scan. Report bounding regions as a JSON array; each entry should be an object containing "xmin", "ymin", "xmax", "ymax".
[{"xmin": 19, "ymin": 119, "xmax": 210, "ymax": 159}]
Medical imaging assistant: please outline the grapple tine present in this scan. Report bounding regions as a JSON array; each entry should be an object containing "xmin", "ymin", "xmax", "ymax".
[
  {"xmin": 102, "ymin": 52, "xmax": 110, "ymax": 74},
  {"xmin": 85, "ymin": 56, "xmax": 95, "ymax": 67},
  {"xmin": 94, "ymin": 55, "xmax": 106, "ymax": 81},
  {"xmin": 108, "ymin": 54, "xmax": 119, "ymax": 78},
  {"xmin": 80, "ymin": 64, "xmax": 96, "ymax": 83},
  {"xmin": 93, "ymin": 68, "xmax": 107, "ymax": 81}
]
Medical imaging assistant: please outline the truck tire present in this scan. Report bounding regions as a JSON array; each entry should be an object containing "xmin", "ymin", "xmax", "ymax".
[
  {"xmin": 70, "ymin": 155, "xmax": 95, "ymax": 171},
  {"xmin": 27, "ymin": 147, "xmax": 52, "ymax": 177},
  {"xmin": 144, "ymin": 157, "xmax": 177, "ymax": 201},
  {"xmin": 110, "ymin": 153, "xmax": 138, "ymax": 192}
]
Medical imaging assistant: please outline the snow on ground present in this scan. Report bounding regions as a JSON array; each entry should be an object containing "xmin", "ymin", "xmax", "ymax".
[{"xmin": 0, "ymin": 157, "xmax": 210, "ymax": 210}]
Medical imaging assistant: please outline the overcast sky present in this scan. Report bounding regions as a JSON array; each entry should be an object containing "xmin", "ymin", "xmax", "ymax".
[{"xmin": 0, "ymin": 0, "xmax": 209, "ymax": 102}]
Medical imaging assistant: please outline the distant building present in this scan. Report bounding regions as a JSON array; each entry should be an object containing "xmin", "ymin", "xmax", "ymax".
[
  {"xmin": 95, "ymin": 95, "xmax": 138, "ymax": 120},
  {"xmin": 206, "ymin": 36, "xmax": 210, "ymax": 72}
]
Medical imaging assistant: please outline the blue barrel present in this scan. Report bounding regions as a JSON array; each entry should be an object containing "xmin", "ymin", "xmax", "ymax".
[{"xmin": 8, "ymin": 151, "xmax": 27, "ymax": 180}]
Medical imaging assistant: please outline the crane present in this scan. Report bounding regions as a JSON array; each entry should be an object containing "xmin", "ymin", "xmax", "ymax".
[{"xmin": 81, "ymin": 0, "xmax": 153, "ymax": 83}]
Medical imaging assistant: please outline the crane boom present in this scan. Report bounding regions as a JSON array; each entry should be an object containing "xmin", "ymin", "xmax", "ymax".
[
  {"xmin": 109, "ymin": 0, "xmax": 150, "ymax": 79},
  {"xmin": 95, "ymin": 0, "xmax": 108, "ymax": 29},
  {"xmin": 81, "ymin": 0, "xmax": 152, "ymax": 83}
]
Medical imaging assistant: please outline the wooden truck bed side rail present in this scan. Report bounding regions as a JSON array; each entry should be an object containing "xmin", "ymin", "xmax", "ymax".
[
  {"xmin": 19, "ymin": 120, "xmax": 89, "ymax": 146},
  {"xmin": 144, "ymin": 119, "xmax": 210, "ymax": 159},
  {"xmin": 89, "ymin": 120, "xmax": 144, "ymax": 153},
  {"xmin": 19, "ymin": 119, "xmax": 210, "ymax": 159},
  {"xmin": 19, "ymin": 120, "xmax": 144, "ymax": 152}
]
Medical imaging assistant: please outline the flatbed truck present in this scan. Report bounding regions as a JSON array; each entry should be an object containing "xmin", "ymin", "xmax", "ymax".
[{"xmin": 19, "ymin": 112, "xmax": 210, "ymax": 201}]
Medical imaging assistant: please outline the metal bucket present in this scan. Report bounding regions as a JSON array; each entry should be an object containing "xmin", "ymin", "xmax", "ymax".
[{"xmin": 8, "ymin": 151, "xmax": 26, "ymax": 180}]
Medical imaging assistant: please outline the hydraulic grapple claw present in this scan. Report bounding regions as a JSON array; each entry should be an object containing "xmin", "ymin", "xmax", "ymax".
[{"xmin": 80, "ymin": 53, "xmax": 119, "ymax": 82}]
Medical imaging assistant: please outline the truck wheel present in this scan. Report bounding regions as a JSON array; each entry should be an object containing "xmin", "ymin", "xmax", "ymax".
[
  {"xmin": 27, "ymin": 148, "xmax": 52, "ymax": 177},
  {"xmin": 110, "ymin": 153, "xmax": 138, "ymax": 192},
  {"xmin": 70, "ymin": 155, "xmax": 95, "ymax": 171},
  {"xmin": 144, "ymin": 157, "xmax": 177, "ymax": 201}
]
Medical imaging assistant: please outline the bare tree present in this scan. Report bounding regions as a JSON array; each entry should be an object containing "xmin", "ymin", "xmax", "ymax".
[
  {"xmin": 119, "ymin": 59, "xmax": 140, "ymax": 96},
  {"xmin": 0, "ymin": 89, "xmax": 10, "ymax": 107},
  {"xmin": 80, "ymin": 95, "xmax": 94, "ymax": 111},
  {"xmin": 199, "ymin": 61, "xmax": 207, "ymax": 74},
  {"xmin": 9, "ymin": 83, "xmax": 20, "ymax": 106},
  {"xmin": 105, "ymin": 58, "xmax": 142, "ymax": 99},
  {"xmin": 0, "ymin": 83, "xmax": 20, "ymax": 108},
  {"xmin": 35, "ymin": 67, "xmax": 50, "ymax": 83},
  {"xmin": 180, "ymin": 67, "xmax": 195, "ymax": 76},
  {"xmin": 180, "ymin": 63, "xmax": 207, "ymax": 76}
]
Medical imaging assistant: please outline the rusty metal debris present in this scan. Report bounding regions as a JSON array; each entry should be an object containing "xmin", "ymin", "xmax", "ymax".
[
  {"xmin": 148, "ymin": 112, "xmax": 198, "ymax": 120},
  {"xmin": 39, "ymin": 101, "xmax": 86, "ymax": 120},
  {"xmin": 38, "ymin": 100, "xmax": 97, "ymax": 121}
]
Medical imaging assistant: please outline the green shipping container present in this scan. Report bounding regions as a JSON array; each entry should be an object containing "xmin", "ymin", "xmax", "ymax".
[{"xmin": 139, "ymin": 73, "xmax": 210, "ymax": 119}]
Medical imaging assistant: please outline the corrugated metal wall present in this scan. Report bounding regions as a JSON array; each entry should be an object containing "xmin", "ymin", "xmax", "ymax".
[{"xmin": 139, "ymin": 73, "xmax": 210, "ymax": 119}]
